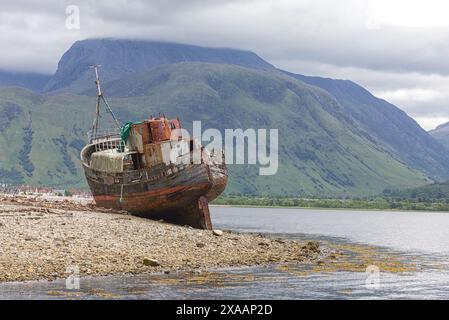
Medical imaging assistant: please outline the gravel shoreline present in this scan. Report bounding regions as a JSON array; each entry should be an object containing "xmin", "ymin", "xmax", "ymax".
[{"xmin": 0, "ymin": 195, "xmax": 330, "ymax": 283}]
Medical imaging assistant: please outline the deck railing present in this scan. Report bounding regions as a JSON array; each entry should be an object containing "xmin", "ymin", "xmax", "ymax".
[
  {"xmin": 87, "ymin": 128, "xmax": 125, "ymax": 153},
  {"xmin": 87, "ymin": 128, "xmax": 121, "ymax": 143},
  {"xmin": 92, "ymin": 138, "xmax": 126, "ymax": 153}
]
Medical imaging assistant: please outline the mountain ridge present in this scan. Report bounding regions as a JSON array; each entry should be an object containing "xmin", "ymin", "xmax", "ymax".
[
  {"xmin": 429, "ymin": 121, "xmax": 449, "ymax": 151},
  {"xmin": 43, "ymin": 39, "xmax": 275, "ymax": 93},
  {"xmin": 0, "ymin": 70, "xmax": 51, "ymax": 92}
]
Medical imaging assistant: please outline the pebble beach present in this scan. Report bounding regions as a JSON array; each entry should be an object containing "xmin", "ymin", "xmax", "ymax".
[{"xmin": 0, "ymin": 195, "xmax": 330, "ymax": 283}]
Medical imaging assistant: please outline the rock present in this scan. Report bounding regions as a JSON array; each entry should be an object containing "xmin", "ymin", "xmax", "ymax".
[
  {"xmin": 258, "ymin": 242, "xmax": 269, "ymax": 246},
  {"xmin": 143, "ymin": 258, "xmax": 160, "ymax": 267},
  {"xmin": 302, "ymin": 241, "xmax": 320, "ymax": 253},
  {"xmin": 212, "ymin": 230, "xmax": 223, "ymax": 236},
  {"xmin": 196, "ymin": 242, "xmax": 205, "ymax": 248},
  {"xmin": 163, "ymin": 270, "xmax": 170, "ymax": 274}
]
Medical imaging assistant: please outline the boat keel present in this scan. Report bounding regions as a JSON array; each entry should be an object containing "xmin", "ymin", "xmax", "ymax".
[{"xmin": 186, "ymin": 196, "xmax": 213, "ymax": 230}]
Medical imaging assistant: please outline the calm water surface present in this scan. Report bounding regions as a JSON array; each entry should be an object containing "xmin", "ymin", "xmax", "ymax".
[
  {"xmin": 2, "ymin": 207, "xmax": 449, "ymax": 299},
  {"xmin": 213, "ymin": 207, "xmax": 449, "ymax": 254}
]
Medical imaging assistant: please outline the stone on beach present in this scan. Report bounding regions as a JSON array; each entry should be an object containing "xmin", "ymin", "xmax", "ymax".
[
  {"xmin": 143, "ymin": 258, "xmax": 160, "ymax": 267},
  {"xmin": 212, "ymin": 230, "xmax": 223, "ymax": 236},
  {"xmin": 302, "ymin": 241, "xmax": 320, "ymax": 253}
]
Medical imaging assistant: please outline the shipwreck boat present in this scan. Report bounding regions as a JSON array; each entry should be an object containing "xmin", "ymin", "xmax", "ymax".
[{"xmin": 80, "ymin": 66, "xmax": 227, "ymax": 229}]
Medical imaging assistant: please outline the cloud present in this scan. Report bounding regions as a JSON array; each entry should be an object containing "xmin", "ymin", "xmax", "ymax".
[
  {"xmin": 367, "ymin": 0, "xmax": 449, "ymax": 28},
  {"xmin": 377, "ymin": 89, "xmax": 442, "ymax": 104},
  {"xmin": 1, "ymin": 0, "xmax": 449, "ymax": 129}
]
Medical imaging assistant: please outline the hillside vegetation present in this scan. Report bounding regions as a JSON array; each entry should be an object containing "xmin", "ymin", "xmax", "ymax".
[
  {"xmin": 286, "ymin": 72, "xmax": 449, "ymax": 181},
  {"xmin": 383, "ymin": 180, "xmax": 449, "ymax": 201},
  {"xmin": 0, "ymin": 63, "xmax": 431, "ymax": 196}
]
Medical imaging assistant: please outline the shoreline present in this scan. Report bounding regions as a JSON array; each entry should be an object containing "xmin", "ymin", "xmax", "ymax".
[
  {"xmin": 210, "ymin": 204, "xmax": 449, "ymax": 214},
  {"xmin": 3, "ymin": 193, "xmax": 446, "ymax": 213},
  {"xmin": 0, "ymin": 196, "xmax": 331, "ymax": 283}
]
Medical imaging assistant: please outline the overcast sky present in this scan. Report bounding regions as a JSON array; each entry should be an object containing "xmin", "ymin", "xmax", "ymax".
[{"xmin": 1, "ymin": 0, "xmax": 449, "ymax": 129}]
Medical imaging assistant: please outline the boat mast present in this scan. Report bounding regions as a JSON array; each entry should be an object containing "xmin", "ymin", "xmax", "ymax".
[{"xmin": 90, "ymin": 65, "xmax": 121, "ymax": 142}]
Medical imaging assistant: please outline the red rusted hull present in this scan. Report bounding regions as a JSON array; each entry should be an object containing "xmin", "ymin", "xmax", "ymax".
[{"xmin": 83, "ymin": 158, "xmax": 228, "ymax": 229}]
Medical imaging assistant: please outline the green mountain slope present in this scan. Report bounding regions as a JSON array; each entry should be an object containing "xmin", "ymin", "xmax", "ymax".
[
  {"xmin": 0, "ymin": 87, "xmax": 92, "ymax": 187},
  {"xmin": 41, "ymin": 38, "xmax": 449, "ymax": 184},
  {"xmin": 284, "ymin": 72, "xmax": 449, "ymax": 181},
  {"xmin": 0, "ymin": 63, "xmax": 431, "ymax": 196}
]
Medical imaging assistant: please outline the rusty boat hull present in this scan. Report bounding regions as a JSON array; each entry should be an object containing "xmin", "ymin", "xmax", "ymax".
[{"xmin": 81, "ymin": 138, "xmax": 227, "ymax": 229}]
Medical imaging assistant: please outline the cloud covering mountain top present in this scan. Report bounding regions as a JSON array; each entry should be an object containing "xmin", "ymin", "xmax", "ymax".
[{"xmin": 2, "ymin": 0, "xmax": 449, "ymax": 129}]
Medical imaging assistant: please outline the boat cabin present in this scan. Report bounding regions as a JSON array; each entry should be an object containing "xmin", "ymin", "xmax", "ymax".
[
  {"xmin": 127, "ymin": 116, "xmax": 182, "ymax": 152},
  {"xmin": 84, "ymin": 116, "xmax": 193, "ymax": 173},
  {"xmin": 124, "ymin": 116, "xmax": 190, "ymax": 167}
]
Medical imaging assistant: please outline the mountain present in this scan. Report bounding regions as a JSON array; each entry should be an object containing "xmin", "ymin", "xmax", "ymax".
[
  {"xmin": 284, "ymin": 72, "xmax": 449, "ymax": 181},
  {"xmin": 0, "ymin": 70, "xmax": 51, "ymax": 92},
  {"xmin": 429, "ymin": 122, "xmax": 449, "ymax": 150},
  {"xmin": 44, "ymin": 39, "xmax": 449, "ymax": 182},
  {"xmin": 0, "ymin": 63, "xmax": 431, "ymax": 196},
  {"xmin": 43, "ymin": 39, "xmax": 275, "ymax": 93}
]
